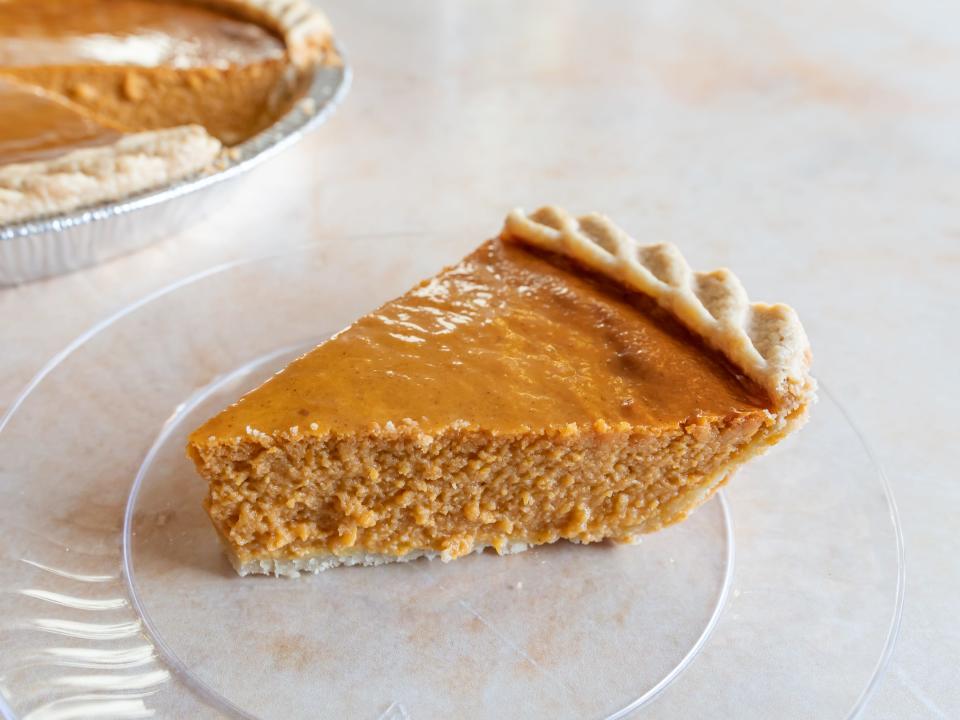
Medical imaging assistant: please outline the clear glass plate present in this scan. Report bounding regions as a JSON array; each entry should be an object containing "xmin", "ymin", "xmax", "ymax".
[{"xmin": 0, "ymin": 240, "xmax": 904, "ymax": 720}]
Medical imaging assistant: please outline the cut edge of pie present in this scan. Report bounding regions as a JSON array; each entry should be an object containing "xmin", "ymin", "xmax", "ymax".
[
  {"xmin": 0, "ymin": 0, "xmax": 337, "ymax": 226},
  {"xmin": 188, "ymin": 206, "xmax": 816, "ymax": 577}
]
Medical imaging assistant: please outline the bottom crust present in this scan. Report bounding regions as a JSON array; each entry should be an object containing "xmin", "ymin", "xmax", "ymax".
[{"xmin": 228, "ymin": 539, "xmax": 534, "ymax": 578}]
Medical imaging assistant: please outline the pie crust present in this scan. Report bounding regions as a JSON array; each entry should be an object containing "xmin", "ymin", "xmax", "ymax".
[{"xmin": 0, "ymin": 126, "xmax": 222, "ymax": 224}]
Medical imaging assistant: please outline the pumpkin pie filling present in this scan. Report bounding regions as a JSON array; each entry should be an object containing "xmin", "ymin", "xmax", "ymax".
[
  {"xmin": 188, "ymin": 208, "xmax": 814, "ymax": 576},
  {"xmin": 198, "ymin": 240, "xmax": 771, "ymax": 439},
  {"xmin": 0, "ymin": 0, "xmax": 297, "ymax": 145},
  {"xmin": 0, "ymin": 0, "xmax": 286, "ymax": 69},
  {"xmin": 0, "ymin": 78, "xmax": 124, "ymax": 166}
]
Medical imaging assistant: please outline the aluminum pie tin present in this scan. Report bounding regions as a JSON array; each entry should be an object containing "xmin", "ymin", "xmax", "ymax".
[{"xmin": 0, "ymin": 47, "xmax": 351, "ymax": 286}]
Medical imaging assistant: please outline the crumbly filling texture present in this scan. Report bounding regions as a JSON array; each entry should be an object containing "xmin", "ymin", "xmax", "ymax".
[
  {"xmin": 3, "ymin": 60, "xmax": 299, "ymax": 145},
  {"xmin": 191, "ymin": 409, "xmax": 792, "ymax": 566}
]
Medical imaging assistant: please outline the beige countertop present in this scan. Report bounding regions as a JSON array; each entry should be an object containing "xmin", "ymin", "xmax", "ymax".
[{"xmin": 1, "ymin": 0, "xmax": 957, "ymax": 717}]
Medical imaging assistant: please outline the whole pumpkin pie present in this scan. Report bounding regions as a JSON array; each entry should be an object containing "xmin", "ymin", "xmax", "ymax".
[
  {"xmin": 188, "ymin": 207, "xmax": 816, "ymax": 577},
  {"xmin": 0, "ymin": 0, "xmax": 337, "ymax": 224}
]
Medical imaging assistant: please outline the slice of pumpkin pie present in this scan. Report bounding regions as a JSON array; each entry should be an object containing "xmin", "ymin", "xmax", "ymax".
[{"xmin": 188, "ymin": 207, "xmax": 815, "ymax": 576}]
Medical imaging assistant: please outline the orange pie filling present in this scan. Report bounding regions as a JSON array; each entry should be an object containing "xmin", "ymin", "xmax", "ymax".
[
  {"xmin": 0, "ymin": 0, "xmax": 307, "ymax": 161},
  {"xmin": 0, "ymin": 78, "xmax": 125, "ymax": 166},
  {"xmin": 190, "ymin": 239, "xmax": 790, "ymax": 568}
]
